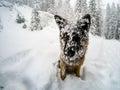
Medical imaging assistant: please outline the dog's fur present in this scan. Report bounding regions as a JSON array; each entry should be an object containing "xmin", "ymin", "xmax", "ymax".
[{"xmin": 54, "ymin": 14, "xmax": 91, "ymax": 80}]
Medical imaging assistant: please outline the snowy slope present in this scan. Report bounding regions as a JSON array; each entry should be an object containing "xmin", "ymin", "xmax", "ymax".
[{"xmin": 0, "ymin": 1, "xmax": 120, "ymax": 90}]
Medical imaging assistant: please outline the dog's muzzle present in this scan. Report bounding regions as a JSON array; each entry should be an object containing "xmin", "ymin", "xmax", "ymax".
[{"xmin": 64, "ymin": 46, "xmax": 79, "ymax": 57}]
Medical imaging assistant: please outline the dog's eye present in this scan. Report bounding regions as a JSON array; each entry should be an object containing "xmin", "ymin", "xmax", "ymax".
[{"xmin": 81, "ymin": 22, "xmax": 88, "ymax": 30}]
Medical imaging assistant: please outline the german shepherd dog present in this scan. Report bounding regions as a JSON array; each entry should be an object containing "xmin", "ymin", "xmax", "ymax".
[{"xmin": 54, "ymin": 14, "xmax": 91, "ymax": 80}]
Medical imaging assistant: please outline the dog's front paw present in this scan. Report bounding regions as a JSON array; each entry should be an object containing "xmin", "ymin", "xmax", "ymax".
[
  {"xmin": 60, "ymin": 67, "xmax": 66, "ymax": 80},
  {"xmin": 60, "ymin": 61, "xmax": 66, "ymax": 80}
]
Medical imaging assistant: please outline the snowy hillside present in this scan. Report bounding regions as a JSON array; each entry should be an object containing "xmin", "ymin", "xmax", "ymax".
[{"xmin": 0, "ymin": 1, "xmax": 120, "ymax": 90}]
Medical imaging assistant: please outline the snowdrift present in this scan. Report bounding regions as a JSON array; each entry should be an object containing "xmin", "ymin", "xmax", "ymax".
[{"xmin": 0, "ymin": 1, "xmax": 120, "ymax": 90}]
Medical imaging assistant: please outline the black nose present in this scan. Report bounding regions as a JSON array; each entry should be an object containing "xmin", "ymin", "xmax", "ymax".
[
  {"xmin": 68, "ymin": 49, "xmax": 75, "ymax": 57},
  {"xmin": 64, "ymin": 47, "xmax": 75, "ymax": 57}
]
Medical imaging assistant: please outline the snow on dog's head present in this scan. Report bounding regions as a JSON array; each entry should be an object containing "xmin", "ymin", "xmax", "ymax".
[{"xmin": 54, "ymin": 14, "xmax": 91, "ymax": 62}]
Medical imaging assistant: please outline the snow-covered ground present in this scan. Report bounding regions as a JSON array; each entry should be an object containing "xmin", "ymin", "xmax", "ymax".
[{"xmin": 0, "ymin": 1, "xmax": 120, "ymax": 90}]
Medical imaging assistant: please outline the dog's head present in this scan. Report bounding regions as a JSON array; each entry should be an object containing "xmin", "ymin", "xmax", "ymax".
[{"xmin": 54, "ymin": 14, "xmax": 91, "ymax": 61}]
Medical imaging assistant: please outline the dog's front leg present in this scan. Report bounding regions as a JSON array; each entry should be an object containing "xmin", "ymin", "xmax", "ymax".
[
  {"xmin": 75, "ymin": 64, "xmax": 81, "ymax": 77},
  {"xmin": 60, "ymin": 60, "xmax": 66, "ymax": 80},
  {"xmin": 75, "ymin": 56, "xmax": 85, "ymax": 77}
]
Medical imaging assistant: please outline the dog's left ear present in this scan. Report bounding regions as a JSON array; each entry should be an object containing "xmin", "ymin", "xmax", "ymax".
[
  {"xmin": 54, "ymin": 15, "xmax": 67, "ymax": 30},
  {"xmin": 77, "ymin": 14, "xmax": 91, "ymax": 31}
]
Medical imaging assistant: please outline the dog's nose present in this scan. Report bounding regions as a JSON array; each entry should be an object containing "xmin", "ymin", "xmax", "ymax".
[
  {"xmin": 68, "ymin": 49, "xmax": 75, "ymax": 57},
  {"xmin": 64, "ymin": 47, "xmax": 75, "ymax": 57}
]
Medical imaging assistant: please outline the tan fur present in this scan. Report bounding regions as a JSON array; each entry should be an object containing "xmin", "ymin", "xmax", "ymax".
[{"xmin": 59, "ymin": 53, "xmax": 86, "ymax": 80}]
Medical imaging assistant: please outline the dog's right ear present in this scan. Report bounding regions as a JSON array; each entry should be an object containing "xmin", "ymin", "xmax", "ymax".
[{"xmin": 54, "ymin": 15, "xmax": 67, "ymax": 30}]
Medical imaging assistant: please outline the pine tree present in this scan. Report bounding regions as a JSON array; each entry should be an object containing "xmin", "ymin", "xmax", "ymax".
[
  {"xmin": 47, "ymin": 0, "xmax": 55, "ymax": 14},
  {"xmin": 63, "ymin": 0, "xmax": 73, "ymax": 19},
  {"xmin": 55, "ymin": 0, "xmax": 62, "ymax": 15},
  {"xmin": 75, "ymin": 0, "xmax": 88, "ymax": 18},
  {"xmin": 7, "ymin": 0, "xmax": 16, "ymax": 4},
  {"xmin": 32, "ymin": 0, "xmax": 40, "ymax": 9},
  {"xmin": 96, "ymin": 0, "xmax": 103, "ymax": 36},
  {"xmin": 81, "ymin": 0, "xmax": 88, "ymax": 15},
  {"xmin": 28, "ymin": 0, "xmax": 34, "ymax": 7},
  {"xmin": 109, "ymin": 3, "xmax": 117, "ymax": 39},
  {"xmin": 57, "ymin": 0, "xmax": 74, "ymax": 20},
  {"xmin": 75, "ymin": 0, "xmax": 82, "ymax": 14},
  {"xmin": 104, "ymin": 3, "xmax": 111, "ymax": 39},
  {"xmin": 30, "ymin": 9, "xmax": 42, "ymax": 31},
  {"xmin": 104, "ymin": 3, "xmax": 118, "ymax": 39},
  {"xmin": 89, "ymin": 0, "xmax": 97, "ymax": 35},
  {"xmin": 115, "ymin": 4, "xmax": 120, "ymax": 40},
  {"xmin": 22, "ymin": 0, "xmax": 28, "ymax": 5}
]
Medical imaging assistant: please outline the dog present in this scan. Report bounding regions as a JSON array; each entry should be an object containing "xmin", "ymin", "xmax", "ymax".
[{"xmin": 54, "ymin": 14, "xmax": 91, "ymax": 80}]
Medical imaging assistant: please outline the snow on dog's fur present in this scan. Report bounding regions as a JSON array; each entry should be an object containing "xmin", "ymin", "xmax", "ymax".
[{"xmin": 54, "ymin": 14, "xmax": 91, "ymax": 80}]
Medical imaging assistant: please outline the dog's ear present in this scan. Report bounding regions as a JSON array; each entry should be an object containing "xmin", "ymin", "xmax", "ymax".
[
  {"xmin": 77, "ymin": 14, "xmax": 91, "ymax": 31},
  {"xmin": 54, "ymin": 15, "xmax": 67, "ymax": 30},
  {"xmin": 82, "ymin": 14, "xmax": 91, "ymax": 25}
]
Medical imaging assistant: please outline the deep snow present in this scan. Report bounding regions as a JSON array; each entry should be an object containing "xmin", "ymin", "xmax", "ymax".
[{"xmin": 0, "ymin": 1, "xmax": 120, "ymax": 90}]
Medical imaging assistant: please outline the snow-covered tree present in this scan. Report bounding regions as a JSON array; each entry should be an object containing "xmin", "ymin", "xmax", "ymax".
[
  {"xmin": 88, "ymin": 0, "xmax": 103, "ymax": 36},
  {"xmin": 56, "ymin": 0, "xmax": 74, "ymax": 20},
  {"xmin": 5, "ymin": 0, "xmax": 23, "ymax": 5},
  {"xmin": 33, "ymin": 0, "xmax": 55, "ymax": 12},
  {"xmin": 89, "ymin": 0, "xmax": 97, "ymax": 35},
  {"xmin": 32, "ymin": 0, "xmax": 41, "ymax": 9},
  {"xmin": 47, "ymin": 0, "xmax": 55, "ymax": 14},
  {"xmin": 104, "ymin": 3, "xmax": 118, "ymax": 39},
  {"xmin": 81, "ymin": 0, "xmax": 88, "ymax": 15},
  {"xmin": 5, "ymin": 0, "xmax": 56, "ymax": 11},
  {"xmin": 75, "ymin": 0, "xmax": 82, "ymax": 14},
  {"xmin": 16, "ymin": 13, "xmax": 25, "ymax": 24},
  {"xmin": 115, "ymin": 4, "xmax": 120, "ymax": 40},
  {"xmin": 22, "ymin": 0, "xmax": 28, "ymax": 5},
  {"xmin": 15, "ymin": 0, "xmax": 23, "ymax": 5},
  {"xmin": 104, "ymin": 3, "xmax": 111, "ymax": 39},
  {"xmin": 27, "ymin": 0, "xmax": 34, "ymax": 7},
  {"xmin": 54, "ymin": 0, "xmax": 62, "ymax": 15},
  {"xmin": 109, "ymin": 3, "xmax": 117, "ymax": 39},
  {"xmin": 6, "ymin": 0, "xmax": 16, "ymax": 4},
  {"xmin": 75, "ymin": 0, "xmax": 88, "ymax": 17},
  {"xmin": 30, "ymin": 9, "xmax": 42, "ymax": 31},
  {"xmin": 95, "ymin": 0, "xmax": 103, "ymax": 36}
]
